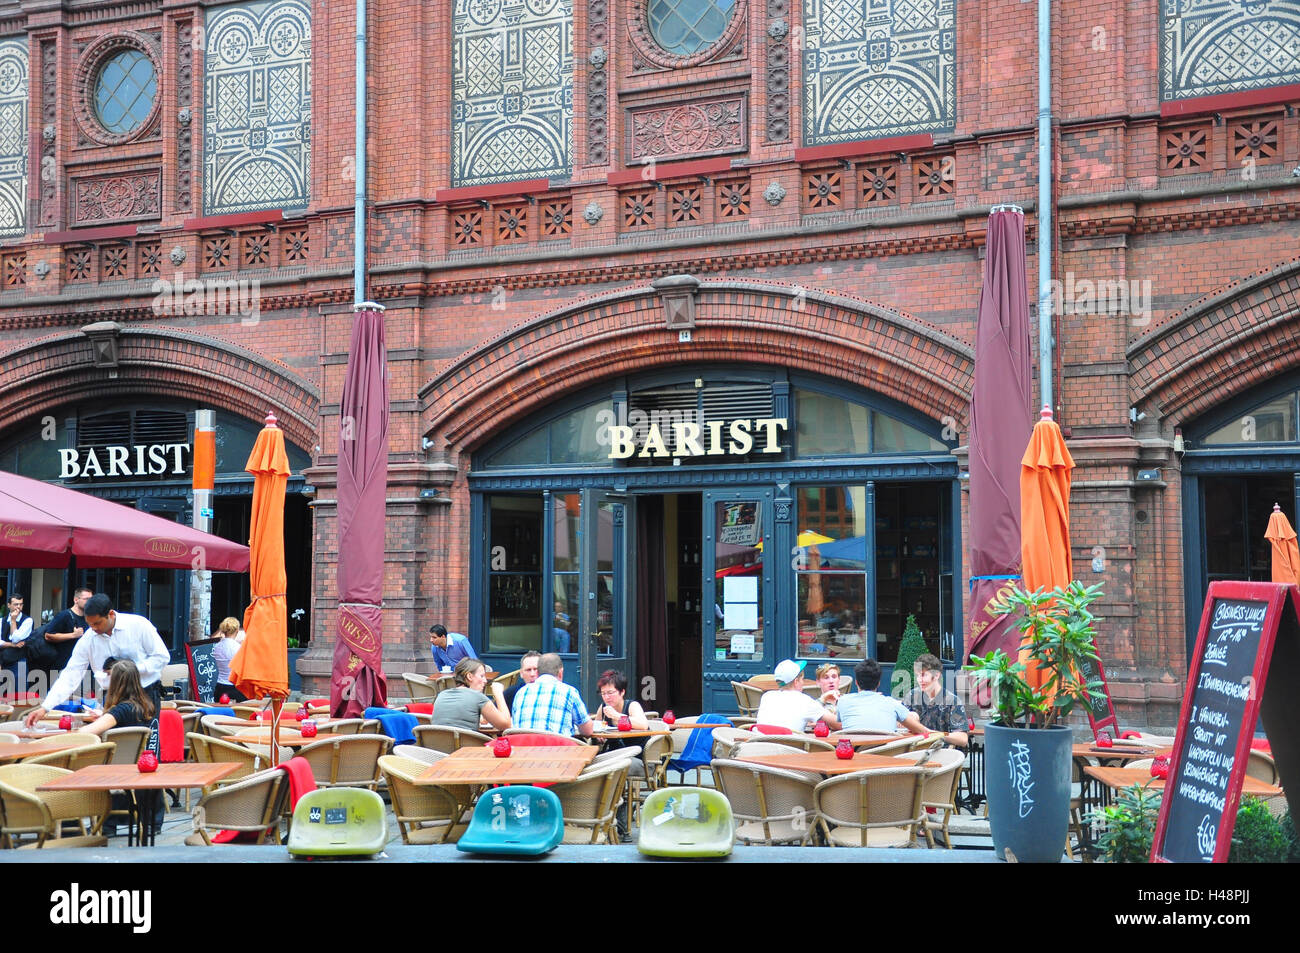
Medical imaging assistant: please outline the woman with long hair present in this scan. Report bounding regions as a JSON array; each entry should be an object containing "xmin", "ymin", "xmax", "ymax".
[
  {"xmin": 85, "ymin": 659, "xmax": 157, "ymax": 734},
  {"xmin": 431, "ymin": 657, "xmax": 511, "ymax": 731}
]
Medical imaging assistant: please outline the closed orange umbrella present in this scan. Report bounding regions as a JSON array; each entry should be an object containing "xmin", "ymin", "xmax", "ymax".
[
  {"xmin": 1020, "ymin": 406, "xmax": 1075, "ymax": 688},
  {"xmin": 1265, "ymin": 503, "xmax": 1300, "ymax": 587},
  {"xmin": 230, "ymin": 413, "xmax": 291, "ymax": 714}
]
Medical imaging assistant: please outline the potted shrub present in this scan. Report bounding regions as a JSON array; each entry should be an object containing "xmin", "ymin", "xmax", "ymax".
[
  {"xmin": 1090, "ymin": 783, "xmax": 1161, "ymax": 863},
  {"xmin": 890, "ymin": 614, "xmax": 928, "ymax": 696},
  {"xmin": 965, "ymin": 580, "xmax": 1105, "ymax": 863}
]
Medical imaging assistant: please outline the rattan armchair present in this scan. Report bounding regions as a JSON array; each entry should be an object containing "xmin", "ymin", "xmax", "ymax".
[
  {"xmin": 416, "ymin": 724, "xmax": 493, "ymax": 752},
  {"xmin": 23, "ymin": 742, "xmax": 116, "ymax": 770},
  {"xmin": 711, "ymin": 758, "xmax": 819, "ymax": 846},
  {"xmin": 187, "ymin": 732, "xmax": 279, "ymax": 790},
  {"xmin": 551, "ymin": 758, "xmax": 628, "ymax": 844},
  {"xmin": 393, "ymin": 744, "xmax": 446, "ymax": 766},
  {"xmin": 863, "ymin": 735, "xmax": 919, "ymax": 757},
  {"xmin": 378, "ymin": 755, "xmax": 468, "ymax": 844},
  {"xmin": 105, "ymin": 727, "xmax": 150, "ymax": 764},
  {"xmin": 0, "ymin": 763, "xmax": 109, "ymax": 848},
  {"xmin": 295, "ymin": 735, "xmax": 393, "ymax": 789},
  {"xmin": 185, "ymin": 767, "xmax": 290, "ymax": 846},
  {"xmin": 730, "ymin": 681, "xmax": 764, "ymax": 717},
  {"xmin": 813, "ymin": 766, "xmax": 928, "ymax": 847},
  {"xmin": 897, "ymin": 748, "xmax": 965, "ymax": 848}
]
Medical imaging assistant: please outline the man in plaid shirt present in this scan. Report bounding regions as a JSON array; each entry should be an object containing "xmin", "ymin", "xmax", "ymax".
[{"xmin": 510, "ymin": 653, "xmax": 595, "ymax": 738}]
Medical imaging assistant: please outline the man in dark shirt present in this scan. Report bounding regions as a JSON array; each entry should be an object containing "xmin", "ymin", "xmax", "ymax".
[
  {"xmin": 902, "ymin": 653, "xmax": 969, "ymax": 748},
  {"xmin": 43, "ymin": 587, "xmax": 93, "ymax": 671},
  {"xmin": 502, "ymin": 650, "xmax": 541, "ymax": 712}
]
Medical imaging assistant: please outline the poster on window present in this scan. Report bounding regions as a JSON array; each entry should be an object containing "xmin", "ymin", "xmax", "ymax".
[{"xmin": 719, "ymin": 502, "xmax": 760, "ymax": 546}]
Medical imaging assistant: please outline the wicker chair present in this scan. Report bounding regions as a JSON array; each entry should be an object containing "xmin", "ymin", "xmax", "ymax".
[
  {"xmin": 403, "ymin": 672, "xmax": 456, "ymax": 703},
  {"xmin": 185, "ymin": 767, "xmax": 290, "ymax": 846},
  {"xmin": 710, "ymin": 726, "xmax": 755, "ymax": 760},
  {"xmin": 200, "ymin": 715, "xmax": 242, "ymax": 738},
  {"xmin": 324, "ymin": 719, "xmax": 368, "ymax": 736},
  {"xmin": 741, "ymin": 734, "xmax": 835, "ymax": 754},
  {"xmin": 23, "ymin": 742, "xmax": 116, "ymax": 770},
  {"xmin": 730, "ymin": 681, "xmax": 764, "ymax": 718},
  {"xmin": 864, "ymin": 735, "xmax": 919, "ymax": 757},
  {"xmin": 551, "ymin": 759, "xmax": 629, "ymax": 844},
  {"xmin": 393, "ymin": 744, "xmax": 446, "ymax": 766},
  {"xmin": 896, "ymin": 748, "xmax": 965, "ymax": 848},
  {"xmin": 378, "ymin": 755, "xmax": 468, "ymax": 844},
  {"xmin": 415, "ymin": 724, "xmax": 493, "ymax": 753},
  {"xmin": 0, "ymin": 763, "xmax": 109, "ymax": 848},
  {"xmin": 187, "ymin": 733, "xmax": 280, "ymax": 790},
  {"xmin": 711, "ymin": 758, "xmax": 819, "ymax": 846},
  {"xmin": 802, "ymin": 675, "xmax": 854, "ymax": 699},
  {"xmin": 814, "ymin": 766, "xmax": 928, "ymax": 847},
  {"xmin": 634, "ymin": 733, "xmax": 674, "ymax": 824},
  {"xmin": 492, "ymin": 669, "xmax": 521, "ymax": 692},
  {"xmin": 1246, "ymin": 749, "xmax": 1279, "ymax": 786},
  {"xmin": 500, "ymin": 729, "xmax": 582, "ymax": 745},
  {"xmin": 731, "ymin": 740, "xmax": 810, "ymax": 759},
  {"xmin": 295, "ymin": 735, "xmax": 393, "ymax": 789}
]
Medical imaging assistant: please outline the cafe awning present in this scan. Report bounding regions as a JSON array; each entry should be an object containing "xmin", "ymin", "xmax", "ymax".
[{"xmin": 0, "ymin": 469, "xmax": 250, "ymax": 571}]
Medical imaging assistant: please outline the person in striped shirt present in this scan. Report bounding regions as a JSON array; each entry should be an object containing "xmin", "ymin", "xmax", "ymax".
[{"xmin": 510, "ymin": 653, "xmax": 594, "ymax": 738}]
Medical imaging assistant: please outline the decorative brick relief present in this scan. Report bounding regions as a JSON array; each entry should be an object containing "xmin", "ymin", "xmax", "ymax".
[
  {"xmin": 38, "ymin": 39, "xmax": 56, "ymax": 227},
  {"xmin": 622, "ymin": 190, "xmax": 656, "ymax": 230},
  {"xmin": 138, "ymin": 241, "xmax": 162, "ymax": 276},
  {"xmin": 71, "ymin": 170, "xmax": 161, "ymax": 224},
  {"xmin": 1161, "ymin": 1, "xmax": 1300, "ymax": 104},
  {"xmin": 628, "ymin": 95, "xmax": 746, "ymax": 162},
  {"xmin": 668, "ymin": 185, "xmax": 702, "ymax": 225},
  {"xmin": 1230, "ymin": 116, "xmax": 1281, "ymax": 166},
  {"xmin": 802, "ymin": 0, "xmax": 955, "ymax": 147},
  {"xmin": 495, "ymin": 203, "xmax": 529, "ymax": 244},
  {"xmin": 175, "ymin": 18, "xmax": 194, "ymax": 214},
  {"xmin": 450, "ymin": 209, "xmax": 483, "ymax": 247},
  {"xmin": 67, "ymin": 248, "xmax": 92, "ymax": 282},
  {"xmin": 802, "ymin": 167, "xmax": 842, "ymax": 211},
  {"xmin": 541, "ymin": 199, "xmax": 572, "ymax": 237},
  {"xmin": 859, "ymin": 162, "xmax": 898, "ymax": 205},
  {"xmin": 717, "ymin": 178, "xmax": 751, "ymax": 218},
  {"xmin": 1161, "ymin": 122, "xmax": 1211, "ymax": 173},
  {"xmin": 1, "ymin": 250, "xmax": 25, "ymax": 288},
  {"xmin": 914, "ymin": 153, "xmax": 954, "ymax": 199},
  {"xmin": 0, "ymin": 38, "xmax": 26, "ymax": 238},
  {"xmin": 101, "ymin": 245, "xmax": 129, "ymax": 280},
  {"xmin": 204, "ymin": 0, "xmax": 312, "ymax": 215},
  {"xmin": 452, "ymin": 0, "xmax": 572, "ymax": 185},
  {"xmin": 765, "ymin": 0, "xmax": 790, "ymax": 142},
  {"xmin": 587, "ymin": 0, "xmax": 609, "ymax": 167}
]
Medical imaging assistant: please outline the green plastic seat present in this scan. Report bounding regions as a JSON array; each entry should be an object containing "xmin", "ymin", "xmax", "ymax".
[
  {"xmin": 637, "ymin": 786, "xmax": 734, "ymax": 858},
  {"xmin": 457, "ymin": 786, "xmax": 564, "ymax": 856},
  {"xmin": 287, "ymin": 788, "xmax": 387, "ymax": 857}
]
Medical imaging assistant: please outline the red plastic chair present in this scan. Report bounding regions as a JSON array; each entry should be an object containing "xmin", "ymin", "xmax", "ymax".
[
  {"xmin": 405, "ymin": 703, "xmax": 434, "ymax": 715},
  {"xmin": 752, "ymin": 724, "xmax": 794, "ymax": 735},
  {"xmin": 501, "ymin": 732, "xmax": 581, "ymax": 747}
]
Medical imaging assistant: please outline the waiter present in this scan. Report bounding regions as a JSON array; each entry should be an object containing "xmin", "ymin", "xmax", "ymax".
[{"xmin": 23, "ymin": 594, "xmax": 169, "ymax": 727}]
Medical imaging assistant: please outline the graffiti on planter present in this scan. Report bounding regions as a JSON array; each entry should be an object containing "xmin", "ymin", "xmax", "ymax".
[{"xmin": 1009, "ymin": 740, "xmax": 1035, "ymax": 818}]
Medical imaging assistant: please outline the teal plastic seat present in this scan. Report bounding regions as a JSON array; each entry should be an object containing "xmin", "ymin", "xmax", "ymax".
[
  {"xmin": 457, "ymin": 786, "xmax": 564, "ymax": 856},
  {"xmin": 287, "ymin": 788, "xmax": 387, "ymax": 857},
  {"xmin": 638, "ymin": 786, "xmax": 734, "ymax": 858}
]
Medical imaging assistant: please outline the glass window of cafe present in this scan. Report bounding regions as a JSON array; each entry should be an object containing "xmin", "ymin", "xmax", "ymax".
[{"xmin": 469, "ymin": 372, "xmax": 959, "ymax": 666}]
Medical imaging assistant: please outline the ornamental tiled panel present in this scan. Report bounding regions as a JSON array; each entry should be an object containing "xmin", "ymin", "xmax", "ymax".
[
  {"xmin": 1161, "ymin": 0, "xmax": 1300, "ymax": 103},
  {"xmin": 0, "ymin": 38, "xmax": 27, "ymax": 239},
  {"xmin": 801, "ymin": 0, "xmax": 955, "ymax": 147},
  {"xmin": 452, "ymin": 0, "xmax": 574, "ymax": 187},
  {"xmin": 203, "ymin": 0, "xmax": 312, "ymax": 215}
]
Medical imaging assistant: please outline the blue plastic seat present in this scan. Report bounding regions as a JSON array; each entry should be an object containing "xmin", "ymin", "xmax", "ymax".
[
  {"xmin": 287, "ymin": 788, "xmax": 387, "ymax": 857},
  {"xmin": 456, "ymin": 786, "xmax": 564, "ymax": 856},
  {"xmin": 638, "ymin": 787, "xmax": 734, "ymax": 858}
]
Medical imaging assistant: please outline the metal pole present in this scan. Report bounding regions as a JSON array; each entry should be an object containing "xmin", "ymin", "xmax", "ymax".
[
  {"xmin": 354, "ymin": 0, "xmax": 368, "ymax": 305},
  {"xmin": 189, "ymin": 409, "xmax": 215, "ymax": 645},
  {"xmin": 1037, "ymin": 0, "xmax": 1054, "ymax": 410}
]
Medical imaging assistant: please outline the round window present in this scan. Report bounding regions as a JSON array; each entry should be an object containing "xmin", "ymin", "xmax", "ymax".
[
  {"xmin": 647, "ymin": 0, "xmax": 735, "ymax": 57},
  {"xmin": 94, "ymin": 49, "xmax": 158, "ymax": 136}
]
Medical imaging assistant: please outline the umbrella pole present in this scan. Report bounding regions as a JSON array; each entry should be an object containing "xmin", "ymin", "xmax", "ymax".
[{"xmin": 270, "ymin": 696, "xmax": 283, "ymax": 767}]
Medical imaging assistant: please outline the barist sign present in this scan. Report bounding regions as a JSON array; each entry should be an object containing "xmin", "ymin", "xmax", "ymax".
[
  {"xmin": 59, "ymin": 443, "xmax": 192, "ymax": 480},
  {"xmin": 605, "ymin": 417, "xmax": 788, "ymax": 460}
]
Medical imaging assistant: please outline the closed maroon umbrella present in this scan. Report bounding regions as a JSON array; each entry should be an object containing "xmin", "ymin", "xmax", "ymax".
[
  {"xmin": 967, "ymin": 209, "xmax": 1034, "ymax": 661},
  {"xmin": 331, "ymin": 304, "xmax": 390, "ymax": 717},
  {"xmin": 0, "ymin": 469, "xmax": 249, "ymax": 570}
]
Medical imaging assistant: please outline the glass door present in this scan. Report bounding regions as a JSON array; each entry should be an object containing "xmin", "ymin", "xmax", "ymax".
[
  {"xmin": 701, "ymin": 487, "xmax": 774, "ymax": 713},
  {"xmin": 137, "ymin": 497, "xmax": 190, "ymax": 657},
  {"xmin": 577, "ymin": 490, "xmax": 628, "ymax": 706}
]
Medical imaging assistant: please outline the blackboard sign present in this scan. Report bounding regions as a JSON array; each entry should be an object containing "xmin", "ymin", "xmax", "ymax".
[
  {"xmin": 1077, "ymin": 652, "xmax": 1119, "ymax": 741},
  {"xmin": 1153, "ymin": 582, "xmax": 1296, "ymax": 862},
  {"xmin": 185, "ymin": 637, "xmax": 222, "ymax": 704}
]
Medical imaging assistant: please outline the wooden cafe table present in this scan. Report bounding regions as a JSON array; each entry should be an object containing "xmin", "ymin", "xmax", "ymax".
[
  {"xmin": 737, "ymin": 749, "xmax": 931, "ymax": 776},
  {"xmin": 230, "ymin": 729, "xmax": 339, "ymax": 747},
  {"xmin": 0, "ymin": 736, "xmax": 96, "ymax": 763},
  {"xmin": 416, "ymin": 744, "xmax": 597, "ymax": 787},
  {"xmin": 829, "ymin": 732, "xmax": 927, "ymax": 750},
  {"xmin": 38, "ymin": 762, "xmax": 240, "ymax": 846},
  {"xmin": 1083, "ymin": 765, "xmax": 1282, "ymax": 804}
]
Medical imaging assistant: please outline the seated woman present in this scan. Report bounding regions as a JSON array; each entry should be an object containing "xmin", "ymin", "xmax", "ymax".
[
  {"xmin": 84, "ymin": 659, "xmax": 156, "ymax": 734},
  {"xmin": 590, "ymin": 669, "xmax": 648, "ymax": 773},
  {"xmin": 432, "ymin": 658, "xmax": 511, "ymax": 732}
]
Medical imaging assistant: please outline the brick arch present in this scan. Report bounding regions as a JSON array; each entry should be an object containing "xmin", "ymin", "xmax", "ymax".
[
  {"xmin": 0, "ymin": 326, "xmax": 320, "ymax": 450},
  {"xmin": 420, "ymin": 281, "xmax": 974, "ymax": 451},
  {"xmin": 1128, "ymin": 256, "xmax": 1300, "ymax": 426}
]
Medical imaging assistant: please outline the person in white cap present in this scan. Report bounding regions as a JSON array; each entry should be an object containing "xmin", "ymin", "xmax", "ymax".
[{"xmin": 754, "ymin": 659, "xmax": 841, "ymax": 733}]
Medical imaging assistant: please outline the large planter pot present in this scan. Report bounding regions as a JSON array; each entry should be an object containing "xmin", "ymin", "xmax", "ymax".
[
  {"xmin": 984, "ymin": 722, "xmax": 1072, "ymax": 863},
  {"xmin": 288, "ymin": 648, "xmax": 306, "ymax": 693}
]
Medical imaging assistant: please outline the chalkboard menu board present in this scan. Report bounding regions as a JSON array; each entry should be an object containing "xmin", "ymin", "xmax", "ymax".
[
  {"xmin": 1153, "ymin": 582, "xmax": 1291, "ymax": 863},
  {"xmin": 1077, "ymin": 652, "xmax": 1119, "ymax": 740},
  {"xmin": 185, "ymin": 637, "xmax": 222, "ymax": 704}
]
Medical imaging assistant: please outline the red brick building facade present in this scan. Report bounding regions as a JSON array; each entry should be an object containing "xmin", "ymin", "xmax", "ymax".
[{"xmin": 1, "ymin": 0, "xmax": 1298, "ymax": 726}]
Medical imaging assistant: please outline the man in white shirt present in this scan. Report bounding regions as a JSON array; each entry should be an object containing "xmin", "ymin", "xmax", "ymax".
[
  {"xmin": 755, "ymin": 659, "xmax": 841, "ymax": 732},
  {"xmin": 23, "ymin": 594, "xmax": 169, "ymax": 727}
]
